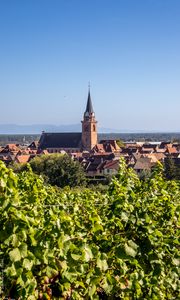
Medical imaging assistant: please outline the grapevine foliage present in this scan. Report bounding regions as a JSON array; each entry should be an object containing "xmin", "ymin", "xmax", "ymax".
[{"xmin": 0, "ymin": 159, "xmax": 179, "ymax": 299}]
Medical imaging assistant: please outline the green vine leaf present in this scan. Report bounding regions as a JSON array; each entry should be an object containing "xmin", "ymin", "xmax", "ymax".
[{"xmin": 9, "ymin": 248, "xmax": 21, "ymax": 262}]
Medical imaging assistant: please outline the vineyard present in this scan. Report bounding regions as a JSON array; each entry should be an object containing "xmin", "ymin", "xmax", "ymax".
[{"xmin": 0, "ymin": 160, "xmax": 179, "ymax": 299}]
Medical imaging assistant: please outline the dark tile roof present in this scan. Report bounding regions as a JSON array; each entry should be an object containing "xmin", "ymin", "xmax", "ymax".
[
  {"xmin": 38, "ymin": 132, "xmax": 82, "ymax": 150},
  {"xmin": 86, "ymin": 161, "xmax": 100, "ymax": 172},
  {"xmin": 143, "ymin": 144, "xmax": 157, "ymax": 149},
  {"xmin": 28, "ymin": 141, "xmax": 39, "ymax": 149},
  {"xmin": 85, "ymin": 90, "xmax": 94, "ymax": 115}
]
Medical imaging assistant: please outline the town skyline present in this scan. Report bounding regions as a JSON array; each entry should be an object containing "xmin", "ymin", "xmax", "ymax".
[{"xmin": 0, "ymin": 0, "xmax": 180, "ymax": 131}]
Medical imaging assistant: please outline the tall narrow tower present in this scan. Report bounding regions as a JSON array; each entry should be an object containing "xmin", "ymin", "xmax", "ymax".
[{"xmin": 81, "ymin": 88, "xmax": 98, "ymax": 151}]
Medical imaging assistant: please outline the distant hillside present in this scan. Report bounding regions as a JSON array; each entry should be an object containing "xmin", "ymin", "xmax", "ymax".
[
  {"xmin": 0, "ymin": 124, "xmax": 123, "ymax": 134},
  {"xmin": 0, "ymin": 124, "xmax": 81, "ymax": 134}
]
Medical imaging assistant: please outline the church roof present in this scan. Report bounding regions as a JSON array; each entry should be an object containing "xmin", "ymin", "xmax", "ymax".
[
  {"xmin": 84, "ymin": 89, "xmax": 94, "ymax": 116},
  {"xmin": 38, "ymin": 132, "xmax": 82, "ymax": 150}
]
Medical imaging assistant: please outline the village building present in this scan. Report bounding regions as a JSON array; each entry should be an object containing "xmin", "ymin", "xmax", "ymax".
[
  {"xmin": 38, "ymin": 89, "xmax": 98, "ymax": 153},
  {"xmin": 134, "ymin": 156, "xmax": 156, "ymax": 173}
]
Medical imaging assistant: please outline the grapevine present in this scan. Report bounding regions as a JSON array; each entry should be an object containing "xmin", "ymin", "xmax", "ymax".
[{"xmin": 0, "ymin": 160, "xmax": 179, "ymax": 299}]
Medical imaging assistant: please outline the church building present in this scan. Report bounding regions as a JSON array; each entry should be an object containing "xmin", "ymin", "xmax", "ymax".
[{"xmin": 38, "ymin": 89, "xmax": 98, "ymax": 152}]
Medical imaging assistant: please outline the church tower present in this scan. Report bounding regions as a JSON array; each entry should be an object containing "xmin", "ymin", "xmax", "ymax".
[{"xmin": 81, "ymin": 88, "xmax": 97, "ymax": 151}]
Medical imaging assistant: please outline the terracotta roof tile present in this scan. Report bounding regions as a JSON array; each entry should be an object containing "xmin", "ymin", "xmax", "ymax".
[{"xmin": 15, "ymin": 155, "xmax": 31, "ymax": 164}]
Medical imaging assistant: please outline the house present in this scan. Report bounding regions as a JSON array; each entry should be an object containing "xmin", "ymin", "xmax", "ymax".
[
  {"xmin": 148, "ymin": 153, "xmax": 165, "ymax": 162},
  {"xmin": 85, "ymin": 153, "xmax": 115, "ymax": 176},
  {"xmin": 134, "ymin": 157, "xmax": 156, "ymax": 173},
  {"xmin": 165, "ymin": 146, "xmax": 177, "ymax": 155},
  {"xmin": 98, "ymin": 140, "xmax": 120, "ymax": 152},
  {"xmin": 0, "ymin": 154, "xmax": 15, "ymax": 165},
  {"xmin": 101, "ymin": 159, "xmax": 120, "ymax": 176},
  {"xmin": 15, "ymin": 155, "xmax": 31, "ymax": 164},
  {"xmin": 0, "ymin": 144, "xmax": 20, "ymax": 154},
  {"xmin": 28, "ymin": 141, "xmax": 39, "ymax": 150}
]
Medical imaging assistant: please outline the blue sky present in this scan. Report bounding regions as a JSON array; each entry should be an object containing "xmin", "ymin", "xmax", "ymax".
[{"xmin": 0, "ymin": 0, "xmax": 180, "ymax": 131}]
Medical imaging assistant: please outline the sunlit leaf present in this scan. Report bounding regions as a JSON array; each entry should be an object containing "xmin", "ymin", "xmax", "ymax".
[{"xmin": 9, "ymin": 248, "xmax": 21, "ymax": 262}]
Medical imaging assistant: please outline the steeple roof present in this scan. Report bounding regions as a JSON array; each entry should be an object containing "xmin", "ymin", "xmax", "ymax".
[{"xmin": 84, "ymin": 89, "xmax": 94, "ymax": 116}]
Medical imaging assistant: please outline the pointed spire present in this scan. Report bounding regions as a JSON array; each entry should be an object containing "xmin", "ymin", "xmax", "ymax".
[{"xmin": 84, "ymin": 84, "xmax": 94, "ymax": 117}]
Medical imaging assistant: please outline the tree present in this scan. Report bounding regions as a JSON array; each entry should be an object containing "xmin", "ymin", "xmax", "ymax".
[
  {"xmin": 138, "ymin": 169, "xmax": 151, "ymax": 180},
  {"xmin": 29, "ymin": 153, "xmax": 86, "ymax": 188},
  {"xmin": 164, "ymin": 156, "xmax": 180, "ymax": 180},
  {"xmin": 8, "ymin": 161, "xmax": 27, "ymax": 173}
]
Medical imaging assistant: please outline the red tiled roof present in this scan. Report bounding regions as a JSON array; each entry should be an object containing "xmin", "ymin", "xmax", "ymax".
[
  {"xmin": 15, "ymin": 155, "xmax": 31, "ymax": 164},
  {"xmin": 1, "ymin": 144, "xmax": 20, "ymax": 153},
  {"xmin": 166, "ymin": 147, "xmax": 177, "ymax": 154},
  {"xmin": 103, "ymin": 160, "xmax": 119, "ymax": 170}
]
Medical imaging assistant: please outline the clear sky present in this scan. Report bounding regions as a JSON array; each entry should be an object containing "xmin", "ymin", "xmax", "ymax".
[{"xmin": 0, "ymin": 0, "xmax": 180, "ymax": 132}]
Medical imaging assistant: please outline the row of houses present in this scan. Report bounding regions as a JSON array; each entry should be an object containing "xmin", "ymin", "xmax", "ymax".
[
  {"xmin": 79, "ymin": 140, "xmax": 180, "ymax": 177},
  {"xmin": 0, "ymin": 139, "xmax": 180, "ymax": 179}
]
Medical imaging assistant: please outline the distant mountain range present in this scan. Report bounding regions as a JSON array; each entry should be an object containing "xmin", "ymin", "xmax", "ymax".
[
  {"xmin": 0, "ymin": 124, "xmax": 130, "ymax": 134},
  {"xmin": 0, "ymin": 124, "xmax": 179, "ymax": 134}
]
